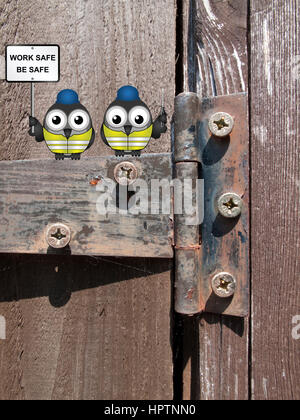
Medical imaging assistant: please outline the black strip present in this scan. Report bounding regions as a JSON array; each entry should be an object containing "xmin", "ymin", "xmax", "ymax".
[
  {"xmin": 173, "ymin": 1, "xmax": 185, "ymax": 400},
  {"xmin": 175, "ymin": 0, "xmax": 184, "ymax": 95}
]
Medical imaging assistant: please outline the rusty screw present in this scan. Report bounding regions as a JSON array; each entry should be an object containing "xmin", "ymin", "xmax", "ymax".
[
  {"xmin": 46, "ymin": 223, "xmax": 71, "ymax": 249},
  {"xmin": 208, "ymin": 112, "xmax": 234, "ymax": 137},
  {"xmin": 211, "ymin": 272, "xmax": 236, "ymax": 298},
  {"xmin": 217, "ymin": 192, "xmax": 242, "ymax": 218},
  {"xmin": 114, "ymin": 161, "xmax": 138, "ymax": 186}
]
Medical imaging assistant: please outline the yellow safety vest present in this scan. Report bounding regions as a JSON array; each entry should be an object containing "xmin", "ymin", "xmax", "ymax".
[
  {"xmin": 103, "ymin": 125, "xmax": 153, "ymax": 151},
  {"xmin": 43, "ymin": 128, "xmax": 93, "ymax": 154}
]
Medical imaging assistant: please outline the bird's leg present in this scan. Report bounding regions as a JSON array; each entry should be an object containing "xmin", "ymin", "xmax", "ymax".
[
  {"xmin": 55, "ymin": 154, "xmax": 65, "ymax": 161},
  {"xmin": 71, "ymin": 154, "xmax": 81, "ymax": 160},
  {"xmin": 115, "ymin": 150, "xmax": 125, "ymax": 157},
  {"xmin": 131, "ymin": 150, "xmax": 141, "ymax": 157}
]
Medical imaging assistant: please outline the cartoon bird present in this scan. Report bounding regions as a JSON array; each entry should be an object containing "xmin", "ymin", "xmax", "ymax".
[
  {"xmin": 101, "ymin": 86, "xmax": 167, "ymax": 157},
  {"xmin": 29, "ymin": 89, "xmax": 95, "ymax": 160}
]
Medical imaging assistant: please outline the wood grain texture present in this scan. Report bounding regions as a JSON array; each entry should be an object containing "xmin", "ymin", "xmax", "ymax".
[
  {"xmin": 0, "ymin": 254, "xmax": 173, "ymax": 400},
  {"xmin": 250, "ymin": 0, "xmax": 300, "ymax": 400},
  {"xmin": 0, "ymin": 0, "xmax": 175, "ymax": 161},
  {"xmin": 0, "ymin": 154, "xmax": 173, "ymax": 258},
  {"xmin": 0, "ymin": 0, "xmax": 176, "ymax": 400},
  {"xmin": 182, "ymin": 0, "xmax": 248, "ymax": 96},
  {"xmin": 181, "ymin": 0, "xmax": 249, "ymax": 400}
]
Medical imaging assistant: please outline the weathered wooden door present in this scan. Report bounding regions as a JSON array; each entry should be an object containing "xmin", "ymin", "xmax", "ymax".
[
  {"xmin": 0, "ymin": 0, "xmax": 176, "ymax": 400},
  {"xmin": 176, "ymin": 0, "xmax": 299, "ymax": 400},
  {"xmin": 0, "ymin": 0, "xmax": 299, "ymax": 400}
]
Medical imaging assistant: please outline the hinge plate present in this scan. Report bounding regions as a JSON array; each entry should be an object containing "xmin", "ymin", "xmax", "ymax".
[
  {"xmin": 199, "ymin": 93, "xmax": 249, "ymax": 317},
  {"xmin": 173, "ymin": 92, "xmax": 249, "ymax": 317}
]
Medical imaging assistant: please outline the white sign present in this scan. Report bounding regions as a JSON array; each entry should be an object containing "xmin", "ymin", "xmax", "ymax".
[
  {"xmin": 0, "ymin": 55, "xmax": 5, "ymax": 79},
  {"xmin": 6, "ymin": 44, "xmax": 60, "ymax": 82},
  {"xmin": 0, "ymin": 315, "xmax": 5, "ymax": 340},
  {"xmin": 292, "ymin": 315, "xmax": 300, "ymax": 340}
]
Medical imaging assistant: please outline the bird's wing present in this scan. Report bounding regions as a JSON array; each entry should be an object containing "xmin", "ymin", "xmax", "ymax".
[
  {"xmin": 101, "ymin": 124, "xmax": 109, "ymax": 146},
  {"xmin": 86, "ymin": 127, "xmax": 96, "ymax": 150}
]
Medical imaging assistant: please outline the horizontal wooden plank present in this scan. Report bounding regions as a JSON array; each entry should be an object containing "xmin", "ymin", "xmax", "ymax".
[{"xmin": 0, "ymin": 153, "xmax": 174, "ymax": 258}]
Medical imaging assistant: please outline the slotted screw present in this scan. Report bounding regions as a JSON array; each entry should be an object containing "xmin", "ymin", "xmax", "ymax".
[
  {"xmin": 46, "ymin": 223, "xmax": 71, "ymax": 249},
  {"xmin": 209, "ymin": 112, "xmax": 234, "ymax": 137},
  {"xmin": 211, "ymin": 272, "xmax": 236, "ymax": 298},
  {"xmin": 114, "ymin": 162, "xmax": 138, "ymax": 186},
  {"xmin": 217, "ymin": 192, "xmax": 243, "ymax": 218}
]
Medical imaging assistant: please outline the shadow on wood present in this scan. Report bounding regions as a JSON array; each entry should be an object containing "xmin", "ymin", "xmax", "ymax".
[
  {"xmin": 176, "ymin": 313, "xmax": 245, "ymax": 400},
  {"xmin": 0, "ymin": 253, "xmax": 172, "ymax": 308}
]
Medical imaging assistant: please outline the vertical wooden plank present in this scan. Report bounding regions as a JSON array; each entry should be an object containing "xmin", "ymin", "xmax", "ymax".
[
  {"xmin": 0, "ymin": 0, "xmax": 176, "ymax": 400},
  {"xmin": 182, "ymin": 0, "xmax": 248, "ymax": 96},
  {"xmin": 181, "ymin": 0, "xmax": 249, "ymax": 400},
  {"xmin": 250, "ymin": 0, "xmax": 300, "ymax": 400}
]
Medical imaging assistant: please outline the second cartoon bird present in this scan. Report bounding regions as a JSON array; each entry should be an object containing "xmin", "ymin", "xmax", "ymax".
[
  {"xmin": 29, "ymin": 89, "xmax": 95, "ymax": 160},
  {"xmin": 101, "ymin": 86, "xmax": 167, "ymax": 157}
]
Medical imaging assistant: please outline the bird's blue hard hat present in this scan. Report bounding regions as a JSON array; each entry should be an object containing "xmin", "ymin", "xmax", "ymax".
[
  {"xmin": 56, "ymin": 89, "xmax": 80, "ymax": 105},
  {"xmin": 117, "ymin": 86, "xmax": 140, "ymax": 102}
]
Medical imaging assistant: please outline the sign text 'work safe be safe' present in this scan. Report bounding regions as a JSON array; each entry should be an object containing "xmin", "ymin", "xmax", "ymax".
[{"xmin": 5, "ymin": 45, "xmax": 60, "ymax": 82}]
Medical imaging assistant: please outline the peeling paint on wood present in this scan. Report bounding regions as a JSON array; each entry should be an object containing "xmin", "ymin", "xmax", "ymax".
[
  {"xmin": 182, "ymin": 0, "xmax": 247, "ymax": 97},
  {"xmin": 181, "ymin": 0, "xmax": 249, "ymax": 401}
]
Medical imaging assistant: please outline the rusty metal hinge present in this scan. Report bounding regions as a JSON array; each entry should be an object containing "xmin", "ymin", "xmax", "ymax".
[{"xmin": 173, "ymin": 92, "xmax": 249, "ymax": 318}]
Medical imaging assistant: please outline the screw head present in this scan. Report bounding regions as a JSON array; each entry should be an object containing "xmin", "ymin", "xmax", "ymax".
[
  {"xmin": 208, "ymin": 112, "xmax": 234, "ymax": 137},
  {"xmin": 211, "ymin": 272, "xmax": 236, "ymax": 298},
  {"xmin": 46, "ymin": 223, "xmax": 71, "ymax": 249},
  {"xmin": 114, "ymin": 162, "xmax": 138, "ymax": 186},
  {"xmin": 217, "ymin": 192, "xmax": 242, "ymax": 218}
]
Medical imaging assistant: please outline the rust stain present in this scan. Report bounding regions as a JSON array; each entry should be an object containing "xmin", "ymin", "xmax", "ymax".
[
  {"xmin": 198, "ymin": 293, "xmax": 206, "ymax": 313},
  {"xmin": 175, "ymin": 244, "xmax": 201, "ymax": 250},
  {"xmin": 186, "ymin": 288, "xmax": 195, "ymax": 300},
  {"xmin": 90, "ymin": 177, "xmax": 101, "ymax": 186}
]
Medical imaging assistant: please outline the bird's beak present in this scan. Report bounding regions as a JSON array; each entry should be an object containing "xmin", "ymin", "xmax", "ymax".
[
  {"xmin": 64, "ymin": 129, "xmax": 72, "ymax": 139},
  {"xmin": 124, "ymin": 125, "xmax": 132, "ymax": 136}
]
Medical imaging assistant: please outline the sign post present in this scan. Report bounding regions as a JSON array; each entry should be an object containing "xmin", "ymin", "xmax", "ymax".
[
  {"xmin": 5, "ymin": 45, "xmax": 60, "ymax": 133},
  {"xmin": 31, "ymin": 81, "xmax": 35, "ymax": 134}
]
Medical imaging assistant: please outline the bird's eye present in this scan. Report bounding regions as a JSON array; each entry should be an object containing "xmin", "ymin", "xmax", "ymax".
[
  {"xmin": 46, "ymin": 110, "xmax": 67, "ymax": 131},
  {"xmin": 129, "ymin": 106, "xmax": 150, "ymax": 128},
  {"xmin": 53, "ymin": 116, "xmax": 61, "ymax": 125},
  {"xmin": 69, "ymin": 110, "xmax": 90, "ymax": 131},
  {"xmin": 106, "ymin": 106, "xmax": 127, "ymax": 128}
]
